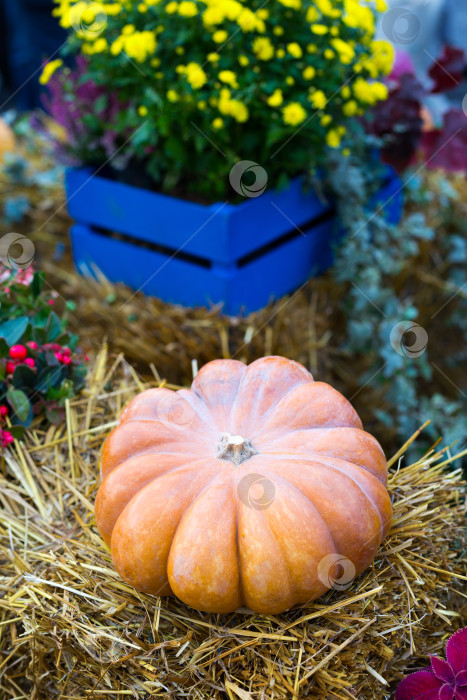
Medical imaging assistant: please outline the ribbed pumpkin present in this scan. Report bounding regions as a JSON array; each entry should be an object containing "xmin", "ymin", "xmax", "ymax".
[
  {"xmin": 0, "ymin": 118, "xmax": 15, "ymax": 161},
  {"xmin": 95, "ymin": 356, "xmax": 392, "ymax": 614}
]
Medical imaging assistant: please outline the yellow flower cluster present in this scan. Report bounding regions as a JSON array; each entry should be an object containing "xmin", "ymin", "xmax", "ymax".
[
  {"xmin": 47, "ymin": 0, "xmax": 394, "ymax": 154},
  {"xmin": 111, "ymin": 28, "xmax": 157, "ymax": 62},
  {"xmin": 218, "ymin": 89, "xmax": 249, "ymax": 123},
  {"xmin": 39, "ymin": 58, "xmax": 63, "ymax": 85}
]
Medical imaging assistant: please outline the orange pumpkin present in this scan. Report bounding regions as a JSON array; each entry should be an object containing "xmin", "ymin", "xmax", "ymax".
[
  {"xmin": 95, "ymin": 356, "xmax": 392, "ymax": 614},
  {"xmin": 0, "ymin": 118, "xmax": 15, "ymax": 161}
]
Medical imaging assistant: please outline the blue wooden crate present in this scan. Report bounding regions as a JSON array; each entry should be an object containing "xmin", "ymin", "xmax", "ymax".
[{"xmin": 65, "ymin": 167, "xmax": 403, "ymax": 315}]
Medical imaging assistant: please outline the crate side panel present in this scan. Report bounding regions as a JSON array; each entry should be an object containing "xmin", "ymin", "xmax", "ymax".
[
  {"xmin": 69, "ymin": 224, "xmax": 229, "ymax": 308},
  {"xmin": 65, "ymin": 169, "xmax": 232, "ymax": 263}
]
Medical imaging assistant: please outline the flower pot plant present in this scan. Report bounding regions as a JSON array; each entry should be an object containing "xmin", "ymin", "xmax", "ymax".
[{"xmin": 43, "ymin": 0, "xmax": 401, "ymax": 313}]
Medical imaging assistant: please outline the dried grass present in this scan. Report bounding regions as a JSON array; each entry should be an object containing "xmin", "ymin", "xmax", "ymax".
[{"xmin": 0, "ymin": 346, "xmax": 465, "ymax": 699}]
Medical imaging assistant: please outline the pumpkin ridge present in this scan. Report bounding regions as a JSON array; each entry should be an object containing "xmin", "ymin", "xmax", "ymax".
[
  {"xmin": 229, "ymin": 356, "xmax": 313, "ymax": 435},
  {"xmin": 111, "ymin": 460, "xmax": 223, "ymax": 595},
  {"xmin": 253, "ymin": 460, "xmax": 386, "ymax": 584},
  {"xmin": 167, "ymin": 470, "xmax": 241, "ymax": 609},
  {"xmin": 250, "ymin": 381, "xmax": 362, "ymax": 440},
  {"xmin": 240, "ymin": 467, "xmax": 336, "ymax": 610},
  {"xmin": 257, "ymin": 428, "xmax": 387, "ymax": 483},
  {"xmin": 260, "ymin": 470, "xmax": 338, "ymax": 603},
  {"xmin": 233, "ymin": 495, "xmax": 246, "ymax": 609},
  {"xmin": 105, "ymin": 447, "xmax": 215, "ymax": 476},
  {"xmin": 291, "ymin": 456, "xmax": 389, "ymax": 542},
  {"xmin": 260, "ymin": 450, "xmax": 387, "ymax": 485},
  {"xmin": 190, "ymin": 359, "xmax": 247, "ymax": 432},
  {"xmin": 97, "ymin": 457, "xmax": 212, "ymax": 544},
  {"xmin": 235, "ymin": 480, "xmax": 296, "ymax": 611},
  {"xmin": 244, "ymin": 380, "xmax": 318, "ymax": 438},
  {"xmin": 175, "ymin": 388, "xmax": 224, "ymax": 433}
]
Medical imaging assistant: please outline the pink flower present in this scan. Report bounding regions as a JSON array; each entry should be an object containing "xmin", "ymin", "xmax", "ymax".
[
  {"xmin": 396, "ymin": 628, "xmax": 467, "ymax": 700},
  {"xmin": 15, "ymin": 266, "xmax": 34, "ymax": 287}
]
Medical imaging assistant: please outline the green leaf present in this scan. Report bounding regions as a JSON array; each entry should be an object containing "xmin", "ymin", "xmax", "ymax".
[
  {"xmin": 12, "ymin": 365, "xmax": 36, "ymax": 389},
  {"xmin": 0, "ymin": 316, "xmax": 29, "ymax": 345},
  {"xmin": 31, "ymin": 272, "xmax": 44, "ymax": 298},
  {"xmin": 7, "ymin": 425, "xmax": 25, "ymax": 440},
  {"xmin": 36, "ymin": 366, "xmax": 64, "ymax": 392},
  {"xmin": 0, "ymin": 338, "xmax": 9, "ymax": 357},
  {"xmin": 45, "ymin": 312, "xmax": 63, "ymax": 342},
  {"xmin": 6, "ymin": 387, "xmax": 30, "ymax": 422}
]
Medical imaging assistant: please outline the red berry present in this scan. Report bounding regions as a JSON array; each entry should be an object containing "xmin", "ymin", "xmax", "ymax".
[
  {"xmin": 24, "ymin": 358, "xmax": 35, "ymax": 368},
  {"xmin": 6, "ymin": 361, "xmax": 16, "ymax": 374},
  {"xmin": 62, "ymin": 355, "xmax": 72, "ymax": 365},
  {"xmin": 62, "ymin": 346, "xmax": 71, "ymax": 355},
  {"xmin": 84, "ymin": 355, "xmax": 89, "ymax": 362},
  {"xmin": 27, "ymin": 341, "xmax": 38, "ymax": 350},
  {"xmin": 2, "ymin": 431, "xmax": 14, "ymax": 446},
  {"xmin": 9, "ymin": 345, "xmax": 27, "ymax": 360},
  {"xmin": 54, "ymin": 352, "xmax": 63, "ymax": 362},
  {"xmin": 48, "ymin": 299, "xmax": 55, "ymax": 305},
  {"xmin": 0, "ymin": 406, "xmax": 8, "ymax": 417}
]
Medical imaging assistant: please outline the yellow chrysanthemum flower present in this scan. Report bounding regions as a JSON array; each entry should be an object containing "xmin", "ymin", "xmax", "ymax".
[
  {"xmin": 123, "ymin": 31, "xmax": 157, "ymax": 62},
  {"xmin": 39, "ymin": 58, "xmax": 63, "ymax": 85},
  {"xmin": 278, "ymin": 0, "xmax": 301, "ymax": 9},
  {"xmin": 178, "ymin": 0, "xmax": 197, "ymax": 16},
  {"xmin": 287, "ymin": 42, "xmax": 303, "ymax": 58},
  {"xmin": 302, "ymin": 66, "xmax": 316, "ymax": 80},
  {"xmin": 267, "ymin": 89, "xmax": 283, "ymax": 107},
  {"xmin": 331, "ymin": 38, "xmax": 355, "ymax": 64},
  {"xmin": 309, "ymin": 89, "xmax": 327, "ymax": 109},
  {"xmin": 282, "ymin": 102, "xmax": 307, "ymax": 126},
  {"xmin": 218, "ymin": 70, "xmax": 239, "ymax": 87},
  {"xmin": 184, "ymin": 62, "xmax": 208, "ymax": 89},
  {"xmin": 343, "ymin": 99, "xmax": 358, "ymax": 116},
  {"xmin": 326, "ymin": 128, "xmax": 341, "ymax": 148},
  {"xmin": 253, "ymin": 37, "xmax": 274, "ymax": 60},
  {"xmin": 212, "ymin": 29, "xmax": 228, "ymax": 43},
  {"xmin": 311, "ymin": 24, "xmax": 328, "ymax": 35}
]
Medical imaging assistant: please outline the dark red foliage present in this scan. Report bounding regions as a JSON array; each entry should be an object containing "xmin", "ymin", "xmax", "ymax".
[
  {"xmin": 421, "ymin": 109, "xmax": 467, "ymax": 171},
  {"xmin": 395, "ymin": 628, "xmax": 467, "ymax": 700},
  {"xmin": 429, "ymin": 46, "xmax": 465, "ymax": 94},
  {"xmin": 365, "ymin": 74, "xmax": 424, "ymax": 172}
]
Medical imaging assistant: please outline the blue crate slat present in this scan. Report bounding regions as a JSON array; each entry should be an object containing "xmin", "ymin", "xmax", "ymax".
[
  {"xmin": 65, "ymin": 168, "xmax": 330, "ymax": 265},
  {"xmin": 70, "ymin": 219, "xmax": 334, "ymax": 314},
  {"xmin": 66, "ymin": 166, "xmax": 404, "ymax": 315}
]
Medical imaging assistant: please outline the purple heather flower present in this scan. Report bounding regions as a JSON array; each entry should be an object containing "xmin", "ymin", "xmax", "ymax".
[{"xmin": 395, "ymin": 628, "xmax": 467, "ymax": 700}]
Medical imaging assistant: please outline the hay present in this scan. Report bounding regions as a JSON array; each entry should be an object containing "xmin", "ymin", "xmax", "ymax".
[{"xmin": 0, "ymin": 346, "xmax": 465, "ymax": 699}]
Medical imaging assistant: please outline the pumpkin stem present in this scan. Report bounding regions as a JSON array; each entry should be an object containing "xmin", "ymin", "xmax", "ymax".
[{"xmin": 217, "ymin": 433, "xmax": 257, "ymax": 466}]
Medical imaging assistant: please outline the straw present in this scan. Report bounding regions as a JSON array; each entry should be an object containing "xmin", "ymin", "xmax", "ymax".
[{"xmin": 0, "ymin": 349, "xmax": 465, "ymax": 699}]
